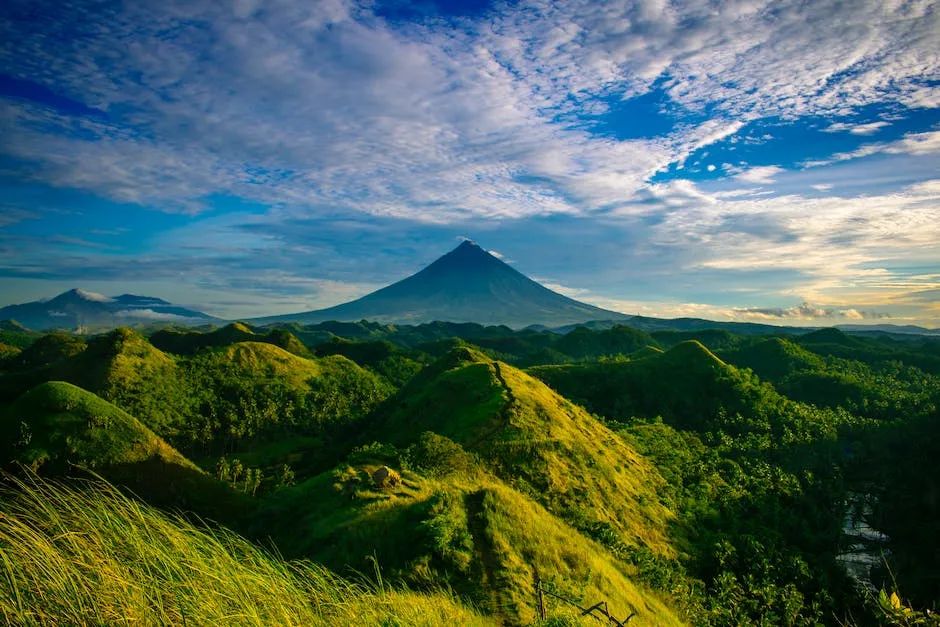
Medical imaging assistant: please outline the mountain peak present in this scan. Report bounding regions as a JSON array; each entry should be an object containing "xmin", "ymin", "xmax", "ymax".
[
  {"xmin": 54, "ymin": 288, "xmax": 113, "ymax": 303},
  {"xmin": 255, "ymin": 241, "xmax": 629, "ymax": 328},
  {"xmin": 1, "ymin": 289, "xmax": 216, "ymax": 331},
  {"xmin": 455, "ymin": 239, "xmax": 483, "ymax": 251},
  {"xmin": 430, "ymin": 239, "xmax": 504, "ymax": 272}
]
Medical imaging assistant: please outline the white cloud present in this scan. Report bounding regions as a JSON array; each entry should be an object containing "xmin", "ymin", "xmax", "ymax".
[
  {"xmin": 0, "ymin": 0, "xmax": 935, "ymax": 222},
  {"xmin": 731, "ymin": 303, "xmax": 888, "ymax": 320},
  {"xmin": 823, "ymin": 121, "xmax": 890, "ymax": 135},
  {"xmin": 113, "ymin": 308, "xmax": 200, "ymax": 322},
  {"xmin": 804, "ymin": 130, "xmax": 940, "ymax": 167},
  {"xmin": 734, "ymin": 165, "xmax": 785, "ymax": 184}
]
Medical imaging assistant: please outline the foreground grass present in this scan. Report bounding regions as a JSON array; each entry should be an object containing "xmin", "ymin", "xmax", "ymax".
[{"xmin": 0, "ymin": 474, "xmax": 489, "ymax": 626}]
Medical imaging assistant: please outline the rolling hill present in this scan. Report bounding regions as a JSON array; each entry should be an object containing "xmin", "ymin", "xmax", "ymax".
[
  {"xmin": 0, "ymin": 381, "xmax": 250, "ymax": 521},
  {"xmin": 529, "ymin": 340, "xmax": 785, "ymax": 430},
  {"xmin": 254, "ymin": 240, "xmax": 628, "ymax": 328},
  {"xmin": 366, "ymin": 346, "xmax": 675, "ymax": 555}
]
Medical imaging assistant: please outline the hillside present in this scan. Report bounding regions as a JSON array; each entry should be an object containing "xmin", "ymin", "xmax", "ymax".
[
  {"xmin": 0, "ymin": 328, "xmax": 191, "ymax": 438},
  {"xmin": 1, "ymin": 322, "xmax": 937, "ymax": 624},
  {"xmin": 0, "ymin": 474, "xmax": 488, "ymax": 626},
  {"xmin": 720, "ymin": 337, "xmax": 825, "ymax": 381},
  {"xmin": 259, "ymin": 457, "xmax": 682, "ymax": 625},
  {"xmin": 181, "ymin": 342, "xmax": 392, "ymax": 450},
  {"xmin": 0, "ymin": 382, "xmax": 249, "ymax": 521},
  {"xmin": 150, "ymin": 322, "xmax": 312, "ymax": 357},
  {"xmin": 529, "ymin": 340, "xmax": 784, "ymax": 430},
  {"xmin": 365, "ymin": 347, "xmax": 675, "ymax": 556},
  {"xmin": 254, "ymin": 240, "xmax": 627, "ymax": 328}
]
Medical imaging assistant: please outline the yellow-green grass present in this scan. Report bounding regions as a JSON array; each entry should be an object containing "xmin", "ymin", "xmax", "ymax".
[
  {"xmin": 0, "ymin": 473, "xmax": 489, "ymax": 626},
  {"xmin": 259, "ymin": 462, "xmax": 683, "ymax": 625},
  {"xmin": 0, "ymin": 342, "xmax": 21, "ymax": 362},
  {"xmin": 1, "ymin": 381, "xmax": 192, "ymax": 472},
  {"xmin": 374, "ymin": 347, "xmax": 675, "ymax": 557},
  {"xmin": 0, "ymin": 328, "xmax": 189, "ymax": 437},
  {"xmin": 218, "ymin": 341, "xmax": 326, "ymax": 385},
  {"xmin": 0, "ymin": 381, "xmax": 253, "ymax": 524}
]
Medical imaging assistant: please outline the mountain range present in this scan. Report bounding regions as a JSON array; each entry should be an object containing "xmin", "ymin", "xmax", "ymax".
[
  {"xmin": 2, "ymin": 243, "xmax": 937, "ymax": 334},
  {"xmin": 254, "ymin": 240, "xmax": 628, "ymax": 328},
  {"xmin": 0, "ymin": 289, "xmax": 216, "ymax": 331}
]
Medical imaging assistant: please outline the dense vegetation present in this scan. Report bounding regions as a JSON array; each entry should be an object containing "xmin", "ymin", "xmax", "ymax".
[{"xmin": 0, "ymin": 318, "xmax": 937, "ymax": 625}]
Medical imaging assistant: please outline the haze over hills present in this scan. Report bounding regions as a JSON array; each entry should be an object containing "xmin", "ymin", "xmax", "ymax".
[
  {"xmin": 255, "ymin": 240, "xmax": 629, "ymax": 328},
  {"xmin": 0, "ymin": 289, "xmax": 217, "ymax": 331}
]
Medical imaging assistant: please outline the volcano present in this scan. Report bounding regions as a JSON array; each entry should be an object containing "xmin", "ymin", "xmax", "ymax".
[
  {"xmin": 256, "ymin": 240, "xmax": 627, "ymax": 328},
  {"xmin": 0, "ymin": 289, "xmax": 217, "ymax": 331}
]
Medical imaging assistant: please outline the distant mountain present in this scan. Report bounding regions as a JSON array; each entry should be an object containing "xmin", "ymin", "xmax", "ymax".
[
  {"xmin": 254, "ymin": 240, "xmax": 628, "ymax": 328},
  {"xmin": 835, "ymin": 323, "xmax": 940, "ymax": 336},
  {"xmin": 0, "ymin": 289, "xmax": 217, "ymax": 331}
]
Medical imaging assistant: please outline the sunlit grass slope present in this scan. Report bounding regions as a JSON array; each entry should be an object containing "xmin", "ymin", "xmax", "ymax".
[
  {"xmin": 0, "ymin": 328, "xmax": 189, "ymax": 436},
  {"xmin": 3, "ymin": 330, "xmax": 392, "ymax": 449},
  {"xmin": 0, "ymin": 381, "xmax": 251, "ymax": 521},
  {"xmin": 0, "ymin": 474, "xmax": 488, "ymax": 626},
  {"xmin": 259, "ymin": 459, "xmax": 683, "ymax": 625},
  {"xmin": 371, "ymin": 346, "xmax": 675, "ymax": 556},
  {"xmin": 1, "ymin": 381, "xmax": 191, "ymax": 472}
]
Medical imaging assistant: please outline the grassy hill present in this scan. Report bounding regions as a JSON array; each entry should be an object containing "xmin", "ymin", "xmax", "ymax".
[
  {"xmin": 529, "ymin": 340, "xmax": 785, "ymax": 431},
  {"xmin": 0, "ymin": 320, "xmax": 38, "ymax": 349},
  {"xmin": 0, "ymin": 342, "xmax": 20, "ymax": 362},
  {"xmin": 258, "ymin": 452, "xmax": 682, "ymax": 625},
  {"xmin": 721, "ymin": 337, "xmax": 938, "ymax": 420},
  {"xmin": 366, "ymin": 347, "xmax": 675, "ymax": 557},
  {"xmin": 150, "ymin": 322, "xmax": 313, "ymax": 357},
  {"xmin": 1, "ymin": 331, "xmax": 393, "ymax": 459},
  {"xmin": 182, "ymin": 342, "xmax": 392, "ymax": 452},
  {"xmin": 314, "ymin": 337, "xmax": 427, "ymax": 387},
  {"xmin": 720, "ymin": 337, "xmax": 825, "ymax": 381},
  {"xmin": 0, "ymin": 474, "xmax": 488, "ymax": 626},
  {"xmin": 0, "ymin": 382, "xmax": 250, "ymax": 522},
  {"xmin": 554, "ymin": 325, "xmax": 659, "ymax": 359},
  {"xmin": 7, "ymin": 331, "xmax": 86, "ymax": 369},
  {"xmin": 0, "ymin": 328, "xmax": 190, "ymax": 437}
]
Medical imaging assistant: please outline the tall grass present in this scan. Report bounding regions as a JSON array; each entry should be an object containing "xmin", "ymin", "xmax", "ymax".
[{"xmin": 0, "ymin": 474, "xmax": 488, "ymax": 626}]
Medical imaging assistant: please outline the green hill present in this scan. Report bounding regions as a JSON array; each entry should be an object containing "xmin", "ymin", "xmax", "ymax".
[
  {"xmin": 0, "ymin": 474, "xmax": 488, "ymax": 626},
  {"xmin": 9, "ymin": 331, "xmax": 86, "ymax": 369},
  {"xmin": 366, "ymin": 347, "xmax": 675, "ymax": 556},
  {"xmin": 555, "ymin": 325, "xmax": 659, "ymax": 359},
  {"xmin": 721, "ymin": 337, "xmax": 825, "ymax": 381},
  {"xmin": 529, "ymin": 340, "xmax": 785, "ymax": 431},
  {"xmin": 314, "ymin": 337, "xmax": 426, "ymax": 387},
  {"xmin": 0, "ymin": 319, "xmax": 39, "ymax": 349},
  {"xmin": 0, "ymin": 342, "xmax": 21, "ymax": 362},
  {"xmin": 179, "ymin": 342, "xmax": 393, "ymax": 467},
  {"xmin": 0, "ymin": 328, "xmax": 189, "ymax": 437},
  {"xmin": 0, "ymin": 382, "xmax": 249, "ymax": 521},
  {"xmin": 630, "ymin": 345, "xmax": 665, "ymax": 359},
  {"xmin": 150, "ymin": 322, "xmax": 312, "ymax": 357},
  {"xmin": 258, "ymin": 453, "xmax": 682, "ymax": 625},
  {"xmin": 1, "ymin": 332, "xmax": 392, "ymax": 459}
]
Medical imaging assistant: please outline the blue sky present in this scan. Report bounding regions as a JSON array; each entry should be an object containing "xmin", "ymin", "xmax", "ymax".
[{"xmin": 1, "ymin": 0, "xmax": 939, "ymax": 325}]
